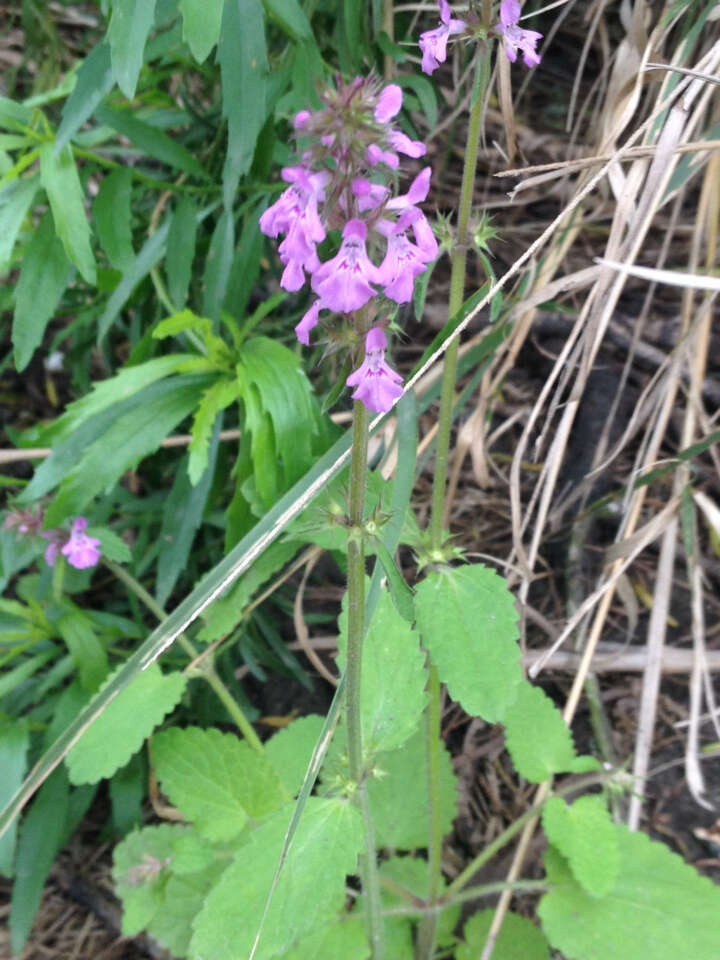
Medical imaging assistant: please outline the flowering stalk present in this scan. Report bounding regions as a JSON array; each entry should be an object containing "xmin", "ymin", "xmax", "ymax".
[{"xmin": 345, "ymin": 353, "xmax": 385, "ymax": 956}]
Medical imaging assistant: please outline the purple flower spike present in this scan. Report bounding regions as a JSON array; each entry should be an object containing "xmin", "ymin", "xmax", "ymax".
[
  {"xmin": 346, "ymin": 327, "xmax": 403, "ymax": 414},
  {"xmin": 419, "ymin": 0, "xmax": 466, "ymax": 76},
  {"xmin": 374, "ymin": 84, "xmax": 403, "ymax": 123},
  {"xmin": 495, "ymin": 0, "xmax": 542, "ymax": 68},
  {"xmin": 311, "ymin": 220, "xmax": 382, "ymax": 314},
  {"xmin": 61, "ymin": 517, "xmax": 102, "ymax": 570}
]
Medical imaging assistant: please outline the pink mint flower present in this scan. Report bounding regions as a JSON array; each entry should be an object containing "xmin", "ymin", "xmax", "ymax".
[
  {"xmin": 419, "ymin": 0, "xmax": 466, "ymax": 76},
  {"xmin": 387, "ymin": 130, "xmax": 426, "ymax": 159},
  {"xmin": 495, "ymin": 0, "xmax": 542, "ymax": 68},
  {"xmin": 311, "ymin": 220, "xmax": 382, "ymax": 314},
  {"xmin": 259, "ymin": 167, "xmax": 329, "ymax": 290},
  {"xmin": 374, "ymin": 84, "xmax": 403, "ymax": 123},
  {"xmin": 295, "ymin": 299, "xmax": 323, "ymax": 345},
  {"xmin": 387, "ymin": 166, "xmax": 433, "ymax": 211},
  {"xmin": 367, "ymin": 144, "xmax": 399, "ymax": 169},
  {"xmin": 377, "ymin": 208, "xmax": 438, "ymax": 303},
  {"xmin": 294, "ymin": 110, "xmax": 311, "ymax": 130},
  {"xmin": 346, "ymin": 327, "xmax": 403, "ymax": 414},
  {"xmin": 43, "ymin": 517, "xmax": 101, "ymax": 571}
]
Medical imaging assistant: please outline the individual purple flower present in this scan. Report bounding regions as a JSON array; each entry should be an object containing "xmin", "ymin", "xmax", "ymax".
[
  {"xmin": 295, "ymin": 299, "xmax": 323, "ymax": 345},
  {"xmin": 367, "ymin": 144, "xmax": 399, "ymax": 169},
  {"xmin": 374, "ymin": 84, "xmax": 403, "ymax": 123},
  {"xmin": 387, "ymin": 166, "xmax": 433, "ymax": 211},
  {"xmin": 311, "ymin": 220, "xmax": 383, "ymax": 313},
  {"xmin": 495, "ymin": 0, "xmax": 542, "ymax": 68},
  {"xmin": 346, "ymin": 327, "xmax": 403, "ymax": 414},
  {"xmin": 387, "ymin": 130, "xmax": 426, "ymax": 159},
  {"xmin": 419, "ymin": 0, "xmax": 467, "ymax": 76},
  {"xmin": 352, "ymin": 178, "xmax": 390, "ymax": 212},
  {"xmin": 377, "ymin": 209, "xmax": 438, "ymax": 303},
  {"xmin": 42, "ymin": 517, "xmax": 101, "ymax": 571},
  {"xmin": 294, "ymin": 110, "xmax": 311, "ymax": 130}
]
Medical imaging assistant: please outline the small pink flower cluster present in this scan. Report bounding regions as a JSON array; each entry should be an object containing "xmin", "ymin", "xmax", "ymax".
[
  {"xmin": 43, "ymin": 517, "xmax": 102, "ymax": 570},
  {"xmin": 419, "ymin": 0, "xmax": 467, "ymax": 76},
  {"xmin": 418, "ymin": 0, "xmax": 542, "ymax": 74},
  {"xmin": 259, "ymin": 77, "xmax": 438, "ymax": 413},
  {"xmin": 495, "ymin": 0, "xmax": 542, "ymax": 68},
  {"xmin": 5, "ymin": 509, "xmax": 101, "ymax": 571}
]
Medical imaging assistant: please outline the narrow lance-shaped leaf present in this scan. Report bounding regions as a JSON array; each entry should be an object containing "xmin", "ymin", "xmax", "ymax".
[
  {"xmin": 0, "ymin": 175, "xmax": 38, "ymax": 269},
  {"xmin": 39, "ymin": 143, "xmax": 96, "ymax": 284},
  {"xmin": 93, "ymin": 167, "xmax": 134, "ymax": 272},
  {"xmin": 156, "ymin": 422, "xmax": 221, "ymax": 607},
  {"xmin": 166, "ymin": 195, "xmax": 197, "ymax": 308},
  {"xmin": 12, "ymin": 210, "xmax": 69, "ymax": 371},
  {"xmin": 55, "ymin": 41, "xmax": 114, "ymax": 152},
  {"xmin": 219, "ymin": 0, "xmax": 268, "ymax": 197},
  {"xmin": 179, "ymin": 0, "xmax": 224, "ymax": 62},
  {"xmin": 107, "ymin": 0, "xmax": 157, "ymax": 99}
]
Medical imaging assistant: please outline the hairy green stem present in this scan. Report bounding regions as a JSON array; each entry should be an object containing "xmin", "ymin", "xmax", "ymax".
[
  {"xmin": 103, "ymin": 558, "xmax": 264, "ymax": 754},
  {"xmin": 344, "ymin": 396, "xmax": 384, "ymax": 957},
  {"xmin": 420, "ymin": 55, "xmax": 489, "ymax": 960}
]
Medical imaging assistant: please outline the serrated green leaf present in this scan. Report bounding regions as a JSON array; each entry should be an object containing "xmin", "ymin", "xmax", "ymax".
[
  {"xmin": 179, "ymin": 0, "xmax": 224, "ymax": 62},
  {"xmin": 542, "ymin": 795, "xmax": 618, "ymax": 897},
  {"xmin": 95, "ymin": 104, "xmax": 206, "ymax": 179},
  {"xmin": 504, "ymin": 681, "xmax": 589, "ymax": 783},
  {"xmin": 156, "ymin": 436, "xmax": 219, "ymax": 607},
  {"xmin": 55, "ymin": 42, "xmax": 114, "ymax": 152},
  {"xmin": 147, "ymin": 858, "xmax": 226, "ymax": 956},
  {"xmin": 188, "ymin": 378, "xmax": 238, "ymax": 485},
  {"xmin": 87, "ymin": 526, "xmax": 132, "ymax": 564},
  {"xmin": 10, "ymin": 770, "xmax": 69, "ymax": 956},
  {"xmin": 107, "ymin": 0, "xmax": 157, "ymax": 99},
  {"xmin": 262, "ymin": 0, "xmax": 312, "ymax": 41},
  {"xmin": 367, "ymin": 727, "xmax": 457, "ymax": 850},
  {"xmin": 166, "ymin": 195, "xmax": 197, "ymax": 308},
  {"xmin": 32, "ymin": 354, "xmax": 190, "ymax": 446},
  {"xmin": 338, "ymin": 586, "xmax": 427, "ymax": 756},
  {"xmin": 113, "ymin": 823, "xmax": 188, "ymax": 935},
  {"xmin": 458, "ymin": 909, "xmax": 549, "ymax": 960},
  {"xmin": 44, "ymin": 375, "xmax": 210, "ymax": 526},
  {"xmin": 151, "ymin": 727, "xmax": 287, "ymax": 842},
  {"xmin": 0, "ymin": 720, "xmax": 29, "ymax": 876},
  {"xmin": 153, "ymin": 308, "xmax": 212, "ymax": 341},
  {"xmin": 109, "ymin": 753, "xmax": 144, "ymax": 836},
  {"xmin": 39, "ymin": 143, "xmax": 96, "ymax": 284},
  {"xmin": 219, "ymin": 0, "xmax": 268, "ymax": 186},
  {"xmin": 283, "ymin": 914, "xmax": 369, "ymax": 959},
  {"xmin": 65, "ymin": 663, "xmax": 186, "ymax": 784},
  {"xmin": 540, "ymin": 825, "xmax": 720, "ymax": 960},
  {"xmin": 93, "ymin": 167, "xmax": 134, "ymax": 272},
  {"xmin": 264, "ymin": 715, "xmax": 325, "ymax": 797},
  {"xmin": 415, "ymin": 564, "xmax": 522, "ymax": 722},
  {"xmin": 0, "ymin": 175, "xmax": 38, "ymax": 269},
  {"xmin": 190, "ymin": 797, "xmax": 363, "ymax": 960},
  {"xmin": 198, "ymin": 538, "xmax": 302, "ymax": 642},
  {"xmin": 13, "ymin": 209, "xmax": 69, "ymax": 371},
  {"xmin": 56, "ymin": 607, "xmax": 108, "ymax": 693}
]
